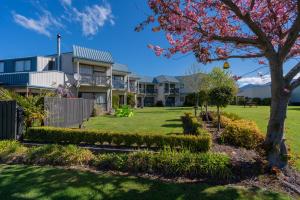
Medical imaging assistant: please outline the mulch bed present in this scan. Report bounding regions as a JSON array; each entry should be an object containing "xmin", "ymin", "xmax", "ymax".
[{"xmin": 203, "ymin": 120, "xmax": 300, "ymax": 198}]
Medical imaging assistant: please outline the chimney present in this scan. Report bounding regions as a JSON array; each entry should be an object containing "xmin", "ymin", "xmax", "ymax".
[{"xmin": 57, "ymin": 33, "xmax": 61, "ymax": 71}]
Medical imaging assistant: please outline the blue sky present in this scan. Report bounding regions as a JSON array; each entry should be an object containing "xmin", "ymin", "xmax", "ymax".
[{"xmin": 0, "ymin": 0, "xmax": 298, "ymax": 85}]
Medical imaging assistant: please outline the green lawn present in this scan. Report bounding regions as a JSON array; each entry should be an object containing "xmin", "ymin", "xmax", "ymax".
[
  {"xmin": 84, "ymin": 106, "xmax": 300, "ymax": 169},
  {"xmin": 0, "ymin": 164, "xmax": 290, "ymax": 200},
  {"xmin": 84, "ymin": 107, "xmax": 190, "ymax": 135},
  {"xmin": 220, "ymin": 106, "xmax": 300, "ymax": 170}
]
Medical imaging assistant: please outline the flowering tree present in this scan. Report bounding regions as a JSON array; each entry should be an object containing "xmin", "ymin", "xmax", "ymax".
[{"xmin": 136, "ymin": 0, "xmax": 300, "ymax": 169}]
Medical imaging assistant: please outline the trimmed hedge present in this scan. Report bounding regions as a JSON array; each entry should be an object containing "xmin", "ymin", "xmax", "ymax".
[
  {"xmin": 25, "ymin": 127, "xmax": 212, "ymax": 152},
  {"xmin": 181, "ymin": 113, "xmax": 207, "ymax": 135},
  {"xmin": 0, "ymin": 140, "xmax": 231, "ymax": 180},
  {"xmin": 94, "ymin": 149, "xmax": 232, "ymax": 179},
  {"xmin": 221, "ymin": 119, "xmax": 265, "ymax": 149}
]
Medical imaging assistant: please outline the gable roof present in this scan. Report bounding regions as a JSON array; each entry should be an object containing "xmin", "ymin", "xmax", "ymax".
[
  {"xmin": 73, "ymin": 45, "xmax": 113, "ymax": 64},
  {"xmin": 154, "ymin": 75, "xmax": 179, "ymax": 83}
]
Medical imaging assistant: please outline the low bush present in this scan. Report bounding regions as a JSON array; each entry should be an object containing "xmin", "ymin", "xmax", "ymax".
[
  {"xmin": 26, "ymin": 127, "xmax": 212, "ymax": 152},
  {"xmin": 27, "ymin": 144, "xmax": 94, "ymax": 166},
  {"xmin": 221, "ymin": 119, "xmax": 265, "ymax": 149},
  {"xmin": 155, "ymin": 100, "xmax": 164, "ymax": 107},
  {"xmin": 0, "ymin": 141, "xmax": 231, "ymax": 180},
  {"xmin": 0, "ymin": 140, "xmax": 27, "ymax": 162},
  {"xmin": 181, "ymin": 113, "xmax": 206, "ymax": 135},
  {"xmin": 94, "ymin": 148, "xmax": 231, "ymax": 179},
  {"xmin": 115, "ymin": 105, "xmax": 134, "ymax": 117}
]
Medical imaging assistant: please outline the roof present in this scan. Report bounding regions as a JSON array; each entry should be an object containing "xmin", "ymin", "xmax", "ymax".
[
  {"xmin": 129, "ymin": 73, "xmax": 140, "ymax": 79},
  {"xmin": 139, "ymin": 76, "xmax": 154, "ymax": 83},
  {"xmin": 154, "ymin": 75, "xmax": 179, "ymax": 83},
  {"xmin": 72, "ymin": 45, "xmax": 113, "ymax": 64},
  {"xmin": 112, "ymin": 63, "xmax": 130, "ymax": 73}
]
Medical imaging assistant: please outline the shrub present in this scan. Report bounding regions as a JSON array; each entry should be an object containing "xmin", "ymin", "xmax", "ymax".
[
  {"xmin": 181, "ymin": 113, "xmax": 205, "ymax": 135},
  {"xmin": 28, "ymin": 144, "xmax": 94, "ymax": 166},
  {"xmin": 112, "ymin": 95, "xmax": 119, "ymax": 110},
  {"xmin": 115, "ymin": 105, "xmax": 134, "ymax": 117},
  {"xmin": 221, "ymin": 119, "xmax": 265, "ymax": 149},
  {"xmin": 155, "ymin": 100, "xmax": 164, "ymax": 107},
  {"xmin": 262, "ymin": 98, "xmax": 271, "ymax": 106},
  {"xmin": 0, "ymin": 140, "xmax": 27, "ymax": 162},
  {"xmin": 94, "ymin": 149, "xmax": 231, "ymax": 179},
  {"xmin": 127, "ymin": 93, "xmax": 136, "ymax": 108},
  {"xmin": 25, "ymin": 127, "xmax": 212, "ymax": 152},
  {"xmin": 252, "ymin": 97, "xmax": 262, "ymax": 105}
]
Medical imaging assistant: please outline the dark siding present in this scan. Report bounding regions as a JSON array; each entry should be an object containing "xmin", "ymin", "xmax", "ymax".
[
  {"xmin": 0, "ymin": 73, "xmax": 29, "ymax": 85},
  {"xmin": 0, "ymin": 57, "xmax": 37, "ymax": 73}
]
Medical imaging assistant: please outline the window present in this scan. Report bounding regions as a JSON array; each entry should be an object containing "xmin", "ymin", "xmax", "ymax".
[
  {"xmin": 0, "ymin": 62, "xmax": 4, "ymax": 73},
  {"xmin": 95, "ymin": 93, "xmax": 107, "ymax": 104},
  {"xmin": 79, "ymin": 65, "xmax": 93, "ymax": 75},
  {"xmin": 15, "ymin": 60, "xmax": 31, "ymax": 72},
  {"xmin": 180, "ymin": 83, "xmax": 184, "ymax": 89}
]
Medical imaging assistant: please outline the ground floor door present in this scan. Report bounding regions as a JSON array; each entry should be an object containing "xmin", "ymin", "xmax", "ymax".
[
  {"xmin": 119, "ymin": 95, "xmax": 125, "ymax": 106},
  {"xmin": 137, "ymin": 97, "xmax": 142, "ymax": 107},
  {"xmin": 144, "ymin": 97, "xmax": 155, "ymax": 106},
  {"xmin": 165, "ymin": 97, "xmax": 175, "ymax": 107}
]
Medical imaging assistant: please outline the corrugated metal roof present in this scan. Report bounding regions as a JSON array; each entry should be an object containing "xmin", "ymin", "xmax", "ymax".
[
  {"xmin": 112, "ymin": 63, "xmax": 130, "ymax": 72},
  {"xmin": 73, "ymin": 45, "xmax": 113, "ymax": 64},
  {"xmin": 154, "ymin": 75, "xmax": 179, "ymax": 83}
]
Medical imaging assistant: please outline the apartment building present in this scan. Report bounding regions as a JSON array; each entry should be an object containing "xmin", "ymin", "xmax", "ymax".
[{"xmin": 0, "ymin": 43, "xmax": 199, "ymax": 110}]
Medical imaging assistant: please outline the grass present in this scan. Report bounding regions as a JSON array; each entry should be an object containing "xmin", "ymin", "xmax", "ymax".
[
  {"xmin": 84, "ymin": 107, "xmax": 190, "ymax": 135},
  {"xmin": 0, "ymin": 164, "xmax": 291, "ymax": 200},
  {"xmin": 84, "ymin": 106, "xmax": 300, "ymax": 170},
  {"xmin": 220, "ymin": 106, "xmax": 300, "ymax": 170}
]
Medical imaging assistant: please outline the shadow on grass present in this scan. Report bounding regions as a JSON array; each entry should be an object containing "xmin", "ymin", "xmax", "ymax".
[
  {"xmin": 0, "ymin": 164, "xmax": 288, "ymax": 200},
  {"xmin": 288, "ymin": 107, "xmax": 300, "ymax": 111},
  {"xmin": 161, "ymin": 124, "xmax": 182, "ymax": 128},
  {"xmin": 165, "ymin": 119, "xmax": 181, "ymax": 122}
]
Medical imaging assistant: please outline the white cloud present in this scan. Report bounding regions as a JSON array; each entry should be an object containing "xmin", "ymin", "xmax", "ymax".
[
  {"xmin": 60, "ymin": 0, "xmax": 72, "ymax": 7},
  {"xmin": 73, "ymin": 3, "xmax": 114, "ymax": 36},
  {"xmin": 12, "ymin": 11, "xmax": 63, "ymax": 37},
  {"xmin": 238, "ymin": 75, "xmax": 271, "ymax": 87}
]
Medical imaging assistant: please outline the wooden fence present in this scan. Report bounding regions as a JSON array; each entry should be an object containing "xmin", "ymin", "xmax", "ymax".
[
  {"xmin": 0, "ymin": 101, "xmax": 24, "ymax": 139},
  {"xmin": 44, "ymin": 97, "xmax": 95, "ymax": 128}
]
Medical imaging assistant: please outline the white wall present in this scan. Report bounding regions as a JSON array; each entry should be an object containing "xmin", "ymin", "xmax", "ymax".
[
  {"xmin": 238, "ymin": 85, "xmax": 271, "ymax": 99},
  {"xmin": 29, "ymin": 71, "xmax": 65, "ymax": 88},
  {"xmin": 37, "ymin": 57, "xmax": 55, "ymax": 71},
  {"xmin": 238, "ymin": 84, "xmax": 300, "ymax": 103}
]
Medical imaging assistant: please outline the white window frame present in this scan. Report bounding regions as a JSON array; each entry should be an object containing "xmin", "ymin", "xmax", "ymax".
[
  {"xmin": 0, "ymin": 62, "xmax": 4, "ymax": 73},
  {"xmin": 15, "ymin": 60, "xmax": 31, "ymax": 72}
]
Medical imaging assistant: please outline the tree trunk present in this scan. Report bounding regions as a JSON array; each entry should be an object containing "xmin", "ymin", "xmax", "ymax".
[
  {"xmin": 266, "ymin": 57, "xmax": 291, "ymax": 169},
  {"xmin": 205, "ymin": 102, "xmax": 209, "ymax": 121},
  {"xmin": 217, "ymin": 106, "xmax": 220, "ymax": 131}
]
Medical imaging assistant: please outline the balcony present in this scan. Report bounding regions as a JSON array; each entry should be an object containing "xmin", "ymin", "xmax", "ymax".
[
  {"xmin": 113, "ymin": 79, "xmax": 126, "ymax": 90},
  {"xmin": 0, "ymin": 71, "xmax": 65, "ymax": 88},
  {"xmin": 80, "ymin": 74, "xmax": 110, "ymax": 87},
  {"xmin": 129, "ymin": 85, "xmax": 137, "ymax": 93},
  {"xmin": 165, "ymin": 88, "xmax": 179, "ymax": 94}
]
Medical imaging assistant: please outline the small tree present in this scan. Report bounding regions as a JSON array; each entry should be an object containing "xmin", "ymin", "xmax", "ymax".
[
  {"xmin": 209, "ymin": 86, "xmax": 234, "ymax": 131},
  {"xmin": 183, "ymin": 64, "xmax": 205, "ymax": 116},
  {"xmin": 112, "ymin": 95, "xmax": 120, "ymax": 110},
  {"xmin": 127, "ymin": 93, "xmax": 136, "ymax": 108}
]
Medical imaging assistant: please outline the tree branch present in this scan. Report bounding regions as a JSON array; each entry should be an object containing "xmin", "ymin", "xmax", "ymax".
[
  {"xmin": 211, "ymin": 35, "xmax": 260, "ymax": 47},
  {"xmin": 160, "ymin": 0, "xmax": 261, "ymax": 48},
  {"xmin": 284, "ymin": 61, "xmax": 300, "ymax": 83},
  {"xmin": 279, "ymin": 1, "xmax": 300, "ymax": 61},
  {"xmin": 221, "ymin": 0, "xmax": 275, "ymax": 54},
  {"xmin": 207, "ymin": 53, "xmax": 265, "ymax": 62}
]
